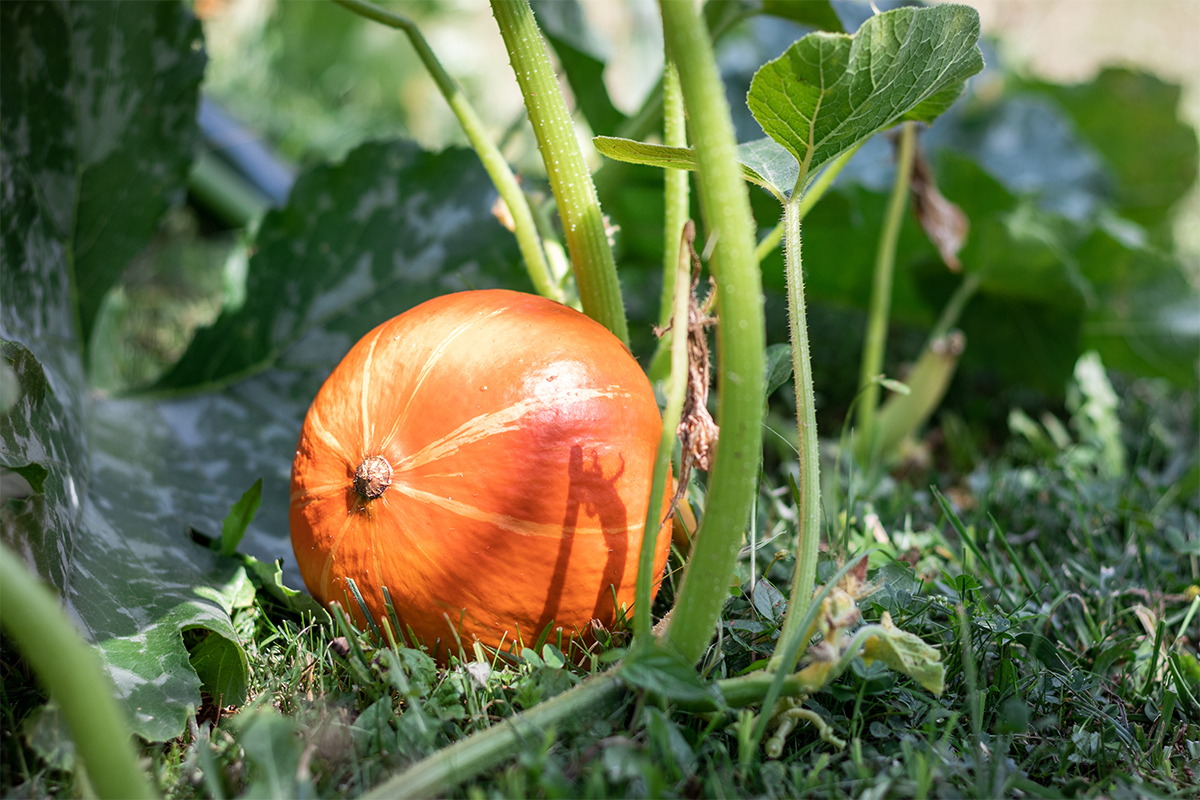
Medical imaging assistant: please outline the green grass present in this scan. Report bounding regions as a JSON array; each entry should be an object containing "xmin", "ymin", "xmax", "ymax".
[{"xmin": 3, "ymin": 375, "xmax": 1196, "ymax": 799}]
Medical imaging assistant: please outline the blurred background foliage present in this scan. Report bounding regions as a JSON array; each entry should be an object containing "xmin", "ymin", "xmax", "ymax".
[{"xmin": 99, "ymin": 0, "xmax": 1198, "ymax": 453}]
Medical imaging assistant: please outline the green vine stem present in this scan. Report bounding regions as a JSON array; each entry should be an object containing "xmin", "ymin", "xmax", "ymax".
[
  {"xmin": 659, "ymin": 0, "xmax": 766, "ymax": 665},
  {"xmin": 648, "ymin": 62, "xmax": 690, "ymax": 382},
  {"xmin": 634, "ymin": 223, "xmax": 693, "ymax": 643},
  {"xmin": 0, "ymin": 546, "xmax": 156, "ymax": 800},
  {"xmin": 856, "ymin": 122, "xmax": 917, "ymax": 460},
  {"xmin": 490, "ymin": 0, "xmax": 629, "ymax": 344},
  {"xmin": 330, "ymin": 0, "xmax": 562, "ymax": 306},
  {"xmin": 767, "ymin": 193, "xmax": 821, "ymax": 670},
  {"xmin": 362, "ymin": 672, "xmax": 624, "ymax": 799}
]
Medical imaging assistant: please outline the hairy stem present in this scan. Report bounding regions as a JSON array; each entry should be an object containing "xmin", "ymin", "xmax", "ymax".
[
  {"xmin": 331, "ymin": 0, "xmax": 561, "ymax": 305},
  {"xmin": 0, "ymin": 546, "xmax": 156, "ymax": 800},
  {"xmin": 659, "ymin": 0, "xmax": 765, "ymax": 665},
  {"xmin": 490, "ymin": 0, "xmax": 628, "ymax": 343},
  {"xmin": 767, "ymin": 195, "xmax": 821, "ymax": 670},
  {"xmin": 856, "ymin": 122, "xmax": 916, "ymax": 459},
  {"xmin": 648, "ymin": 62, "xmax": 690, "ymax": 381}
]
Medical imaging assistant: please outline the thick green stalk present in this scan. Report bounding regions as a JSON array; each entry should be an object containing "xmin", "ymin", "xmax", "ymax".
[
  {"xmin": 490, "ymin": 0, "xmax": 628, "ymax": 343},
  {"xmin": 634, "ymin": 223, "xmax": 692, "ymax": 643},
  {"xmin": 0, "ymin": 546, "xmax": 156, "ymax": 800},
  {"xmin": 362, "ymin": 673, "xmax": 624, "ymax": 799},
  {"xmin": 767, "ymin": 196, "xmax": 821, "ymax": 670},
  {"xmin": 330, "ymin": 0, "xmax": 562, "ymax": 305},
  {"xmin": 856, "ymin": 122, "xmax": 917, "ymax": 457},
  {"xmin": 648, "ymin": 62, "xmax": 690, "ymax": 381},
  {"xmin": 659, "ymin": 0, "xmax": 765, "ymax": 665}
]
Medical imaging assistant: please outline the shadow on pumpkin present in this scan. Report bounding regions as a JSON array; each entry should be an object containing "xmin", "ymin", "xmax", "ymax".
[{"xmin": 535, "ymin": 444, "xmax": 628, "ymax": 636}]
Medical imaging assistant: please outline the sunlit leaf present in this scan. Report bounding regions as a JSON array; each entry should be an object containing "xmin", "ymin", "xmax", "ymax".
[{"xmin": 747, "ymin": 5, "xmax": 983, "ymax": 187}]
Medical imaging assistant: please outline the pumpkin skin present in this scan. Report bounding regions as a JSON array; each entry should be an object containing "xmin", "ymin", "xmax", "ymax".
[{"xmin": 289, "ymin": 289, "xmax": 672, "ymax": 660}]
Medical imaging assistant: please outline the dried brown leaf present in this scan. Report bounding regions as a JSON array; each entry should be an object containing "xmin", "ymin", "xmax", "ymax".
[{"xmin": 910, "ymin": 141, "xmax": 968, "ymax": 272}]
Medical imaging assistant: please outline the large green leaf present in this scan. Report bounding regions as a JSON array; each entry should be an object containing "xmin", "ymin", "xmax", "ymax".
[
  {"xmin": 74, "ymin": 398, "xmax": 254, "ymax": 739},
  {"xmin": 0, "ymin": 342, "xmax": 88, "ymax": 596},
  {"xmin": 1024, "ymin": 68, "xmax": 1199, "ymax": 242},
  {"xmin": 0, "ymin": 1, "xmax": 206, "ymax": 353},
  {"xmin": 153, "ymin": 141, "xmax": 528, "ymax": 393},
  {"xmin": 0, "ymin": 344, "xmax": 254, "ymax": 744},
  {"xmin": 1076, "ymin": 227, "xmax": 1199, "ymax": 386},
  {"xmin": 746, "ymin": 4, "xmax": 983, "ymax": 190},
  {"xmin": 0, "ymin": 0, "xmax": 255, "ymax": 741},
  {"xmin": 928, "ymin": 95, "xmax": 1110, "ymax": 222}
]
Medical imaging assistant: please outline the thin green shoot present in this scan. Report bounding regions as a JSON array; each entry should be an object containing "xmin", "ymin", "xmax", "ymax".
[{"xmin": 329, "ymin": 0, "xmax": 562, "ymax": 306}]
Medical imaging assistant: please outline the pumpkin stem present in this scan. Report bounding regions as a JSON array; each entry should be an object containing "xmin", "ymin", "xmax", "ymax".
[{"xmin": 354, "ymin": 455, "xmax": 393, "ymax": 500}]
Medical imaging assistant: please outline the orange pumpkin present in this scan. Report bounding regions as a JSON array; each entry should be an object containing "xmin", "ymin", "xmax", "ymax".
[{"xmin": 289, "ymin": 289, "xmax": 672, "ymax": 660}]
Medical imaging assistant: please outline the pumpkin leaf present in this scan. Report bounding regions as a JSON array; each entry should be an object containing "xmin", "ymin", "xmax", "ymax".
[
  {"xmin": 94, "ymin": 405, "xmax": 256, "ymax": 727},
  {"xmin": 1, "ymin": 0, "xmax": 259, "ymax": 741},
  {"xmin": 153, "ymin": 141, "xmax": 528, "ymax": 394},
  {"xmin": 1021, "ymin": 68, "xmax": 1199, "ymax": 240},
  {"xmin": 746, "ymin": 4, "xmax": 983, "ymax": 192},
  {"xmin": 0, "ymin": 2, "xmax": 205, "ymax": 355},
  {"xmin": 0, "ymin": 342, "xmax": 89, "ymax": 594}
]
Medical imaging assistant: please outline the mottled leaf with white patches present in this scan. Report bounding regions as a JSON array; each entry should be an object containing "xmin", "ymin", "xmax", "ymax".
[{"xmin": 153, "ymin": 141, "xmax": 529, "ymax": 393}]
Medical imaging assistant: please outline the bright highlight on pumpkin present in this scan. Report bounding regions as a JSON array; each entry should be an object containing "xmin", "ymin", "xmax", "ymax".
[{"xmin": 289, "ymin": 289, "xmax": 673, "ymax": 662}]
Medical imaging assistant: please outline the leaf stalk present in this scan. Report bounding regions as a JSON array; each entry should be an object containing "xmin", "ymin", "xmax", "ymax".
[
  {"xmin": 648, "ymin": 62, "xmax": 691, "ymax": 382},
  {"xmin": 767, "ymin": 192, "xmax": 822, "ymax": 671},
  {"xmin": 330, "ymin": 0, "xmax": 563, "ymax": 306},
  {"xmin": 362, "ymin": 673, "xmax": 624, "ymax": 799},
  {"xmin": 634, "ymin": 222, "xmax": 693, "ymax": 643},
  {"xmin": 856, "ymin": 122, "xmax": 917, "ymax": 461}
]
